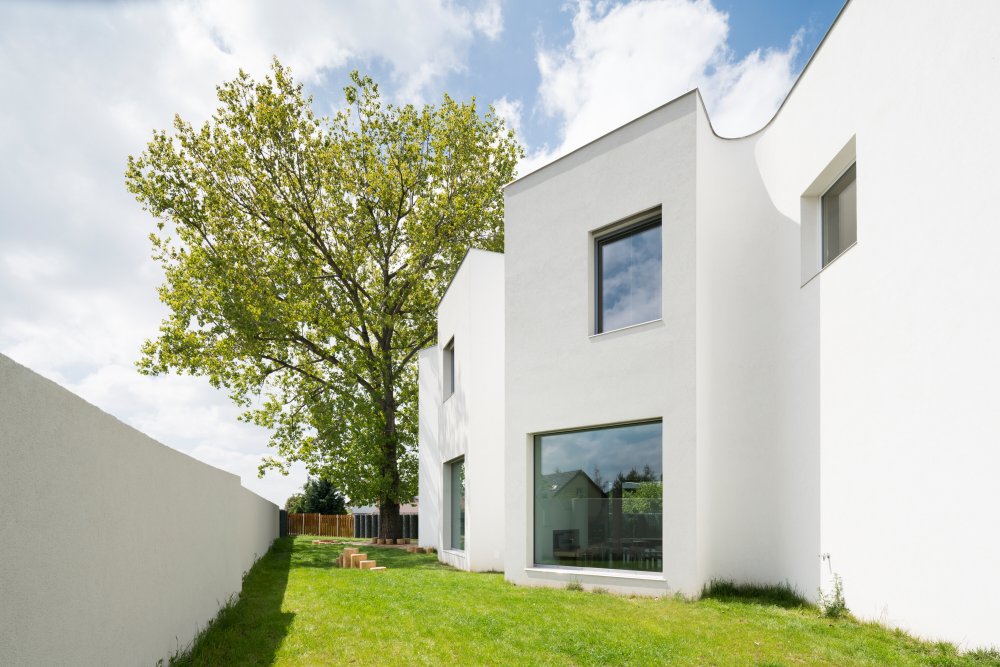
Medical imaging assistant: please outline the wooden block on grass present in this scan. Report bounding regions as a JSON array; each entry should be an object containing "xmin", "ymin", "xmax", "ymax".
[
  {"xmin": 360, "ymin": 560, "xmax": 377, "ymax": 569},
  {"xmin": 350, "ymin": 553, "xmax": 368, "ymax": 568},
  {"xmin": 339, "ymin": 548, "xmax": 359, "ymax": 567},
  {"xmin": 370, "ymin": 566, "xmax": 387, "ymax": 571}
]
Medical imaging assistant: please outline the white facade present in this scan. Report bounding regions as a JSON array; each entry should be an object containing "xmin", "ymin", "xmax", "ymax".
[
  {"xmin": 419, "ymin": 0, "xmax": 1000, "ymax": 649},
  {"xmin": 418, "ymin": 249, "xmax": 505, "ymax": 571}
]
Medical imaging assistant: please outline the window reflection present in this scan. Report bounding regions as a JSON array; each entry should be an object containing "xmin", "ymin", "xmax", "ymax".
[
  {"xmin": 450, "ymin": 458, "xmax": 465, "ymax": 550},
  {"xmin": 598, "ymin": 221, "xmax": 662, "ymax": 332},
  {"xmin": 534, "ymin": 422, "xmax": 663, "ymax": 572}
]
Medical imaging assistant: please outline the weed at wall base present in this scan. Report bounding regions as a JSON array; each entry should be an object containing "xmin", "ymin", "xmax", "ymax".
[{"xmin": 818, "ymin": 573, "xmax": 849, "ymax": 619}]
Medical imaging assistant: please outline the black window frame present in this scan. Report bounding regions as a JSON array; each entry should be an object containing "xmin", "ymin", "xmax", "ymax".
[{"xmin": 595, "ymin": 216, "xmax": 663, "ymax": 334}]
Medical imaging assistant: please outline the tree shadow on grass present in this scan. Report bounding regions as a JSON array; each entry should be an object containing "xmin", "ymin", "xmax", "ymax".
[{"xmin": 170, "ymin": 537, "xmax": 295, "ymax": 666}]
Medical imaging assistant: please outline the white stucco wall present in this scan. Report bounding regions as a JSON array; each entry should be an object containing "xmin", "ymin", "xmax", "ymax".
[
  {"xmin": 0, "ymin": 354, "xmax": 279, "ymax": 666},
  {"xmin": 504, "ymin": 96, "xmax": 698, "ymax": 595},
  {"xmin": 417, "ymin": 346, "xmax": 441, "ymax": 550},
  {"xmin": 420, "ymin": 250, "xmax": 505, "ymax": 572},
  {"xmin": 693, "ymin": 100, "xmax": 822, "ymax": 597},
  {"xmin": 752, "ymin": 0, "xmax": 1000, "ymax": 648}
]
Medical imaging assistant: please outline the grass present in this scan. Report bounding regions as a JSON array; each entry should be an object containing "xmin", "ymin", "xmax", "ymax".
[{"xmin": 171, "ymin": 536, "xmax": 1000, "ymax": 666}]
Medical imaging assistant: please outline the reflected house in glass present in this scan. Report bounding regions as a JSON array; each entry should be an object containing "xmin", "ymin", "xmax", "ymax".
[
  {"xmin": 535, "ymin": 470, "xmax": 607, "ymax": 563},
  {"xmin": 418, "ymin": 0, "xmax": 1000, "ymax": 650}
]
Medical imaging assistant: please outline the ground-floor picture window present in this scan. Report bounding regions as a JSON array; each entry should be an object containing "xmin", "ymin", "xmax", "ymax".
[
  {"xmin": 450, "ymin": 457, "xmax": 465, "ymax": 550},
  {"xmin": 533, "ymin": 421, "xmax": 662, "ymax": 572}
]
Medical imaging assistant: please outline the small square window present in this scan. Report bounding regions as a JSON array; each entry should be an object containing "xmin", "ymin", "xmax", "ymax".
[
  {"xmin": 595, "ymin": 218, "xmax": 662, "ymax": 333},
  {"xmin": 821, "ymin": 163, "xmax": 857, "ymax": 267},
  {"xmin": 442, "ymin": 338, "xmax": 455, "ymax": 399}
]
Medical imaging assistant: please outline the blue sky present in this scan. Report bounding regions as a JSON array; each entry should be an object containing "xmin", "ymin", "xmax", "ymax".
[
  {"xmin": 303, "ymin": 1, "xmax": 843, "ymax": 150},
  {"xmin": 0, "ymin": 0, "xmax": 845, "ymax": 505}
]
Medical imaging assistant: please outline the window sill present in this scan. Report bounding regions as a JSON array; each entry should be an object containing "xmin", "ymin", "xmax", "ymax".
[
  {"xmin": 590, "ymin": 318, "xmax": 663, "ymax": 339},
  {"xmin": 525, "ymin": 566, "xmax": 664, "ymax": 582},
  {"xmin": 801, "ymin": 241, "xmax": 858, "ymax": 287}
]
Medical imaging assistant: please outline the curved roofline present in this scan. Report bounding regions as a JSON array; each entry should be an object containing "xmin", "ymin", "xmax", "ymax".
[
  {"xmin": 506, "ymin": 0, "xmax": 852, "ymax": 187},
  {"xmin": 702, "ymin": 0, "xmax": 852, "ymax": 142}
]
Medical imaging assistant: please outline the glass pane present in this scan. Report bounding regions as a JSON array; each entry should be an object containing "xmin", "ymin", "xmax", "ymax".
[
  {"xmin": 443, "ymin": 340, "xmax": 455, "ymax": 398},
  {"xmin": 822, "ymin": 164, "xmax": 856, "ymax": 266},
  {"xmin": 599, "ymin": 222, "xmax": 662, "ymax": 332},
  {"xmin": 837, "ymin": 178, "xmax": 857, "ymax": 252},
  {"xmin": 450, "ymin": 458, "xmax": 465, "ymax": 550},
  {"xmin": 534, "ymin": 422, "xmax": 663, "ymax": 572}
]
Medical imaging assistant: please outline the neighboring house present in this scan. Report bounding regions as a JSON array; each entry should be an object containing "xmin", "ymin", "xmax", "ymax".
[
  {"xmin": 349, "ymin": 503, "xmax": 419, "ymax": 515},
  {"xmin": 419, "ymin": 0, "xmax": 1000, "ymax": 649}
]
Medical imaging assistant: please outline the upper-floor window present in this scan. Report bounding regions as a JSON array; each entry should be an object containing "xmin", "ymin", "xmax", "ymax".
[
  {"xmin": 595, "ymin": 218, "xmax": 662, "ymax": 333},
  {"xmin": 443, "ymin": 337, "xmax": 455, "ymax": 399},
  {"xmin": 821, "ymin": 163, "xmax": 857, "ymax": 267}
]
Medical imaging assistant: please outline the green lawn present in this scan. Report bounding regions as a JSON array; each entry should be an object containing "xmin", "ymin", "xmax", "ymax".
[{"xmin": 172, "ymin": 537, "xmax": 999, "ymax": 666}]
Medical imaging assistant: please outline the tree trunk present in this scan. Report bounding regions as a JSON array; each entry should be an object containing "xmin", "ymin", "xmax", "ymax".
[
  {"xmin": 378, "ymin": 357, "xmax": 405, "ymax": 540},
  {"xmin": 379, "ymin": 500, "xmax": 402, "ymax": 540}
]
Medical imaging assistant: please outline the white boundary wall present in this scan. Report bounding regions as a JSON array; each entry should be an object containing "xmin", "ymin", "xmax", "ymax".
[{"xmin": 0, "ymin": 354, "xmax": 279, "ymax": 666}]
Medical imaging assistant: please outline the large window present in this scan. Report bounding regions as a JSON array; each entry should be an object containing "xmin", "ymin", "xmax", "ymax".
[
  {"xmin": 449, "ymin": 457, "xmax": 465, "ymax": 550},
  {"xmin": 534, "ymin": 421, "xmax": 663, "ymax": 572},
  {"xmin": 596, "ymin": 218, "xmax": 662, "ymax": 333},
  {"xmin": 821, "ymin": 163, "xmax": 857, "ymax": 267}
]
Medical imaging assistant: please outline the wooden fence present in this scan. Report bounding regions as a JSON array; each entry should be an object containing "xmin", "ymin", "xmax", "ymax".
[{"xmin": 287, "ymin": 513, "xmax": 354, "ymax": 537}]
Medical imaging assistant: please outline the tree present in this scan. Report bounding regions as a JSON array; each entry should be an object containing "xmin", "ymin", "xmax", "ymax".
[
  {"xmin": 298, "ymin": 477, "xmax": 347, "ymax": 514},
  {"xmin": 284, "ymin": 493, "xmax": 305, "ymax": 513},
  {"xmin": 613, "ymin": 466, "xmax": 663, "ymax": 514},
  {"xmin": 126, "ymin": 61, "xmax": 521, "ymax": 538}
]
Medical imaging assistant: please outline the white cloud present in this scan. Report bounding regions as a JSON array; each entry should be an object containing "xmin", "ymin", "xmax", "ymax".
[
  {"xmin": 526, "ymin": 0, "xmax": 803, "ymax": 172},
  {"xmin": 492, "ymin": 95, "xmax": 524, "ymax": 138},
  {"xmin": 473, "ymin": 0, "xmax": 505, "ymax": 41},
  {"xmin": 187, "ymin": 0, "xmax": 503, "ymax": 100},
  {"xmin": 0, "ymin": 0, "xmax": 500, "ymax": 505}
]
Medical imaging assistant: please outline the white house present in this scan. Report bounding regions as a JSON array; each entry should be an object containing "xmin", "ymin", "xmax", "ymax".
[
  {"xmin": 418, "ymin": 249, "xmax": 505, "ymax": 572},
  {"xmin": 419, "ymin": 0, "xmax": 1000, "ymax": 649}
]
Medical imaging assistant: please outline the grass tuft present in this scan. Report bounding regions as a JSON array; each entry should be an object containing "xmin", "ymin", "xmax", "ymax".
[
  {"xmin": 701, "ymin": 579, "xmax": 811, "ymax": 609},
  {"xmin": 964, "ymin": 648, "xmax": 1000, "ymax": 665}
]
